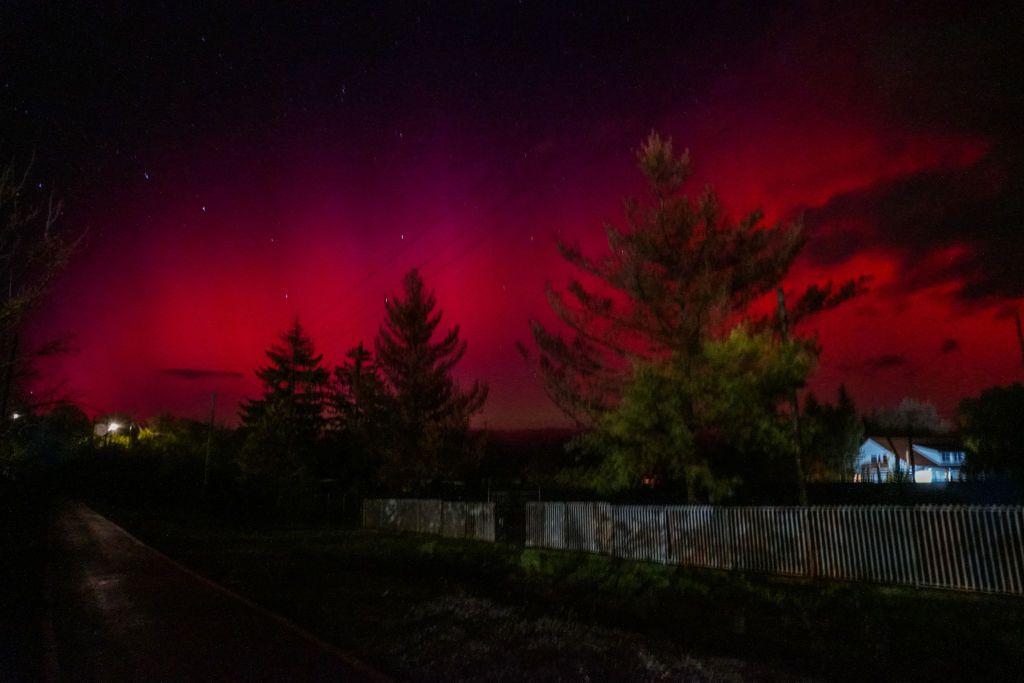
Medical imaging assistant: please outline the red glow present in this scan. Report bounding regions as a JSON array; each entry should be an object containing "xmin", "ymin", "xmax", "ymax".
[{"xmin": 28, "ymin": 50, "xmax": 1021, "ymax": 428}]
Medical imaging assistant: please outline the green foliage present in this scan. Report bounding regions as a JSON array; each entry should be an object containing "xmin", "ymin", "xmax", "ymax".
[
  {"xmin": 374, "ymin": 269, "xmax": 487, "ymax": 484},
  {"xmin": 526, "ymin": 133, "xmax": 858, "ymax": 500},
  {"xmin": 577, "ymin": 360, "xmax": 696, "ymax": 497},
  {"xmin": 527, "ymin": 132, "xmax": 857, "ymax": 427},
  {"xmin": 802, "ymin": 385, "xmax": 863, "ymax": 481},
  {"xmin": 579, "ymin": 327, "xmax": 815, "ymax": 500},
  {"xmin": 959, "ymin": 383, "xmax": 1024, "ymax": 480}
]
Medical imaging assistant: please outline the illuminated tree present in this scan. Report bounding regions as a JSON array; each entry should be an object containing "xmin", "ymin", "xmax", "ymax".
[
  {"xmin": 525, "ymin": 133, "xmax": 861, "ymax": 500},
  {"xmin": 579, "ymin": 327, "xmax": 815, "ymax": 501},
  {"xmin": 239, "ymin": 319, "xmax": 328, "ymax": 479},
  {"xmin": 375, "ymin": 269, "xmax": 488, "ymax": 484}
]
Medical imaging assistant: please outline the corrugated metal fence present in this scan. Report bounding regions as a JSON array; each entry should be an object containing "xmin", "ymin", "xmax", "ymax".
[
  {"xmin": 525, "ymin": 503, "xmax": 1024, "ymax": 595},
  {"xmin": 362, "ymin": 498, "xmax": 496, "ymax": 542}
]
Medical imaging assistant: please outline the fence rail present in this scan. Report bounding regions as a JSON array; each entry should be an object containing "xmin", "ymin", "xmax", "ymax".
[
  {"xmin": 363, "ymin": 498, "xmax": 496, "ymax": 542},
  {"xmin": 525, "ymin": 503, "xmax": 1024, "ymax": 595}
]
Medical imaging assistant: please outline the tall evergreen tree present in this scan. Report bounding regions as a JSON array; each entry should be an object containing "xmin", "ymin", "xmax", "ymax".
[
  {"xmin": 375, "ymin": 269, "xmax": 487, "ymax": 483},
  {"xmin": 329, "ymin": 341, "xmax": 391, "ymax": 480},
  {"xmin": 525, "ymin": 133, "xmax": 861, "ymax": 500},
  {"xmin": 802, "ymin": 385, "xmax": 864, "ymax": 481},
  {"xmin": 239, "ymin": 319, "xmax": 328, "ymax": 479},
  {"xmin": 526, "ymin": 132, "xmax": 860, "ymax": 426},
  {"xmin": 332, "ymin": 342, "xmax": 389, "ymax": 433}
]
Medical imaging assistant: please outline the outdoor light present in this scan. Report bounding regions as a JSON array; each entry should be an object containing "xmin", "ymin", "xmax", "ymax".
[
  {"xmin": 11, "ymin": 412, "xmax": 20, "ymax": 420},
  {"xmin": 107, "ymin": 421, "xmax": 121, "ymax": 433}
]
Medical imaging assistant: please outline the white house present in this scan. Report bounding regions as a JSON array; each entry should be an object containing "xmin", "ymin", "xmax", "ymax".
[{"xmin": 854, "ymin": 437, "xmax": 966, "ymax": 483}]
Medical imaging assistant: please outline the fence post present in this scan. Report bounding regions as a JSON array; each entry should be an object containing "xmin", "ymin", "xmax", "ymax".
[
  {"xmin": 806, "ymin": 505, "xmax": 819, "ymax": 579},
  {"xmin": 661, "ymin": 506, "xmax": 670, "ymax": 564}
]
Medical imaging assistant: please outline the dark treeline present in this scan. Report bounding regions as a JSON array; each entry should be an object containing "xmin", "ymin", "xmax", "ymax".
[{"xmin": 2, "ymin": 138, "xmax": 1024, "ymax": 519}]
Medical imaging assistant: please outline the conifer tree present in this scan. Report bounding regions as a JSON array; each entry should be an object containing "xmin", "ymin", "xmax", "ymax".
[
  {"xmin": 525, "ymin": 133, "xmax": 861, "ymax": 500},
  {"xmin": 375, "ymin": 269, "xmax": 487, "ymax": 483},
  {"xmin": 239, "ymin": 319, "xmax": 328, "ymax": 478},
  {"xmin": 802, "ymin": 385, "xmax": 864, "ymax": 481},
  {"xmin": 526, "ymin": 132, "xmax": 861, "ymax": 427},
  {"xmin": 332, "ymin": 342, "xmax": 389, "ymax": 434},
  {"xmin": 329, "ymin": 341, "xmax": 391, "ymax": 480}
]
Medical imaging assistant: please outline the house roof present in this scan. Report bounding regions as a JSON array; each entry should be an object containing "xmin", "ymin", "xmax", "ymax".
[{"xmin": 863, "ymin": 436, "xmax": 965, "ymax": 467}]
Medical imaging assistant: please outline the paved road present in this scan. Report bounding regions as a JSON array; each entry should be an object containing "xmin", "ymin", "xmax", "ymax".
[{"xmin": 46, "ymin": 502, "xmax": 383, "ymax": 681}]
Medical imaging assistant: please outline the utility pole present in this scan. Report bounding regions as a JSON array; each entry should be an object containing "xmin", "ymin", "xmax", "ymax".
[
  {"xmin": 777, "ymin": 288, "xmax": 808, "ymax": 505},
  {"xmin": 204, "ymin": 392, "xmax": 216, "ymax": 488}
]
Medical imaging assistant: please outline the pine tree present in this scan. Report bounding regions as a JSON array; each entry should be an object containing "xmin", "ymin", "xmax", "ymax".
[
  {"xmin": 526, "ymin": 132, "xmax": 861, "ymax": 427},
  {"xmin": 239, "ymin": 319, "xmax": 328, "ymax": 478},
  {"xmin": 332, "ymin": 342, "xmax": 389, "ymax": 434},
  {"xmin": 375, "ymin": 269, "xmax": 487, "ymax": 483},
  {"xmin": 525, "ymin": 133, "xmax": 862, "ymax": 500},
  {"xmin": 803, "ymin": 385, "xmax": 864, "ymax": 481},
  {"xmin": 329, "ymin": 341, "xmax": 391, "ymax": 481}
]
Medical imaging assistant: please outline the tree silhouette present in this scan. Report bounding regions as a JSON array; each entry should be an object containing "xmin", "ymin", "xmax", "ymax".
[
  {"xmin": 960, "ymin": 383, "xmax": 1024, "ymax": 481},
  {"xmin": 375, "ymin": 269, "xmax": 487, "ymax": 484},
  {"xmin": 0, "ymin": 161, "xmax": 81, "ymax": 452},
  {"xmin": 329, "ymin": 341, "xmax": 391, "ymax": 481},
  {"xmin": 239, "ymin": 319, "xmax": 328, "ymax": 479},
  {"xmin": 802, "ymin": 385, "xmax": 863, "ymax": 481}
]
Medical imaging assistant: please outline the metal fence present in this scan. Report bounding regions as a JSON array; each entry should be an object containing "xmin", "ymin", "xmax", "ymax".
[
  {"xmin": 362, "ymin": 498, "xmax": 496, "ymax": 542},
  {"xmin": 525, "ymin": 503, "xmax": 1024, "ymax": 595}
]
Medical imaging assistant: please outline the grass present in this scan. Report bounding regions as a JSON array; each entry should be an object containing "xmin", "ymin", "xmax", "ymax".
[{"xmin": 104, "ymin": 504, "xmax": 1024, "ymax": 681}]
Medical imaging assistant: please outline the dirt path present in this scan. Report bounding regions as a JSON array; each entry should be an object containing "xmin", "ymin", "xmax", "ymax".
[{"xmin": 46, "ymin": 502, "xmax": 383, "ymax": 681}]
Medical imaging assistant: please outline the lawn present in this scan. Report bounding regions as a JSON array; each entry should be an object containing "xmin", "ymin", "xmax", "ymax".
[{"xmin": 104, "ymin": 505, "xmax": 1024, "ymax": 681}]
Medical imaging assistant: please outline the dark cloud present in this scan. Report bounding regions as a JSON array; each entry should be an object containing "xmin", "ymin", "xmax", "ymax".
[
  {"xmin": 797, "ymin": 4, "xmax": 1024, "ymax": 304},
  {"xmin": 940, "ymin": 338, "xmax": 960, "ymax": 354},
  {"xmin": 864, "ymin": 354, "xmax": 908, "ymax": 372},
  {"xmin": 802, "ymin": 145, "xmax": 1023, "ymax": 302},
  {"xmin": 160, "ymin": 368, "xmax": 243, "ymax": 380}
]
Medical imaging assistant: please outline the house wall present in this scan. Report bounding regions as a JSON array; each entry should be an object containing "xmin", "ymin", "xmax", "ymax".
[
  {"xmin": 856, "ymin": 439, "xmax": 894, "ymax": 482},
  {"xmin": 855, "ymin": 439, "xmax": 965, "ymax": 483}
]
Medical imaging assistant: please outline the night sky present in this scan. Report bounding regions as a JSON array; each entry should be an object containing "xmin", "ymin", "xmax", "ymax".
[{"xmin": 3, "ymin": 2, "xmax": 1022, "ymax": 427}]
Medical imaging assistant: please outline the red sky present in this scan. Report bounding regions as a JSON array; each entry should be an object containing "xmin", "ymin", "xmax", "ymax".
[{"xmin": 12, "ymin": 3, "xmax": 1023, "ymax": 427}]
